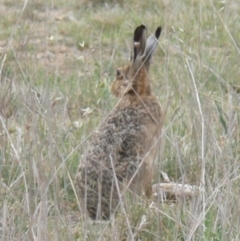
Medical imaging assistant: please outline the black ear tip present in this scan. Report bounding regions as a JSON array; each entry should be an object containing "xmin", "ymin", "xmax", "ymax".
[
  {"xmin": 139, "ymin": 24, "xmax": 147, "ymax": 30},
  {"xmin": 134, "ymin": 25, "xmax": 147, "ymax": 41},
  {"xmin": 155, "ymin": 26, "xmax": 162, "ymax": 39},
  {"xmin": 134, "ymin": 25, "xmax": 147, "ymax": 34}
]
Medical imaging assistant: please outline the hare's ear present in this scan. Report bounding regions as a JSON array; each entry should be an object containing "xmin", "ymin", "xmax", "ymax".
[
  {"xmin": 143, "ymin": 26, "xmax": 162, "ymax": 70},
  {"xmin": 133, "ymin": 25, "xmax": 147, "ymax": 62}
]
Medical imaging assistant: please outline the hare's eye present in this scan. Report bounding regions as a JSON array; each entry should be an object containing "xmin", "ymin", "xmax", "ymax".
[{"xmin": 116, "ymin": 69, "xmax": 121, "ymax": 77}]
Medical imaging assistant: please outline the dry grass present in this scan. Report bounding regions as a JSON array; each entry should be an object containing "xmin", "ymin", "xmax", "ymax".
[{"xmin": 0, "ymin": 0, "xmax": 240, "ymax": 240}]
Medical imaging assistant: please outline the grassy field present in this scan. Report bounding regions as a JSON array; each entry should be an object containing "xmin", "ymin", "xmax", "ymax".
[{"xmin": 0, "ymin": 0, "xmax": 240, "ymax": 240}]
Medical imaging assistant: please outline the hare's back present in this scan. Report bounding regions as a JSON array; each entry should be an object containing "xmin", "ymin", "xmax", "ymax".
[{"xmin": 88, "ymin": 98, "xmax": 161, "ymax": 167}]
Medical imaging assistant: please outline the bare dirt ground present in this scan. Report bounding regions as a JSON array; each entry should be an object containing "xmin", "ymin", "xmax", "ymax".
[{"xmin": 0, "ymin": 1, "xmax": 90, "ymax": 77}]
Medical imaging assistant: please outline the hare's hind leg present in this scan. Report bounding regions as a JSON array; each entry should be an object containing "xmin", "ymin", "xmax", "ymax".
[
  {"xmin": 75, "ymin": 184, "xmax": 97, "ymax": 219},
  {"xmin": 100, "ymin": 172, "xmax": 120, "ymax": 219}
]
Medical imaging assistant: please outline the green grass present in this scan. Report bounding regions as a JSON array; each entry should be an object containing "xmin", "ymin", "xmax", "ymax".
[{"xmin": 0, "ymin": 0, "xmax": 240, "ymax": 240}]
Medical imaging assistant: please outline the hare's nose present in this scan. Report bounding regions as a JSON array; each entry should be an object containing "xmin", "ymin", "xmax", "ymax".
[{"xmin": 116, "ymin": 69, "xmax": 121, "ymax": 77}]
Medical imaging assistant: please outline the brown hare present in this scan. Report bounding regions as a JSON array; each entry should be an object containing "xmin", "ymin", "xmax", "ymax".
[{"xmin": 76, "ymin": 25, "xmax": 163, "ymax": 220}]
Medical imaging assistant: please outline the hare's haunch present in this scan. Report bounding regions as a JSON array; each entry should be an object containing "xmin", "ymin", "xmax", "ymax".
[{"xmin": 76, "ymin": 25, "xmax": 163, "ymax": 220}]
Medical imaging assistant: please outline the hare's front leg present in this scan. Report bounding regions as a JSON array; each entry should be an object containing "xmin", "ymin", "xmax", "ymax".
[
  {"xmin": 145, "ymin": 184, "xmax": 153, "ymax": 198},
  {"xmin": 141, "ymin": 165, "xmax": 154, "ymax": 198}
]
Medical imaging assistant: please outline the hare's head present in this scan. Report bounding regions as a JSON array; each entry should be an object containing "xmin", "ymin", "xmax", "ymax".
[{"xmin": 111, "ymin": 25, "xmax": 161, "ymax": 98}]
